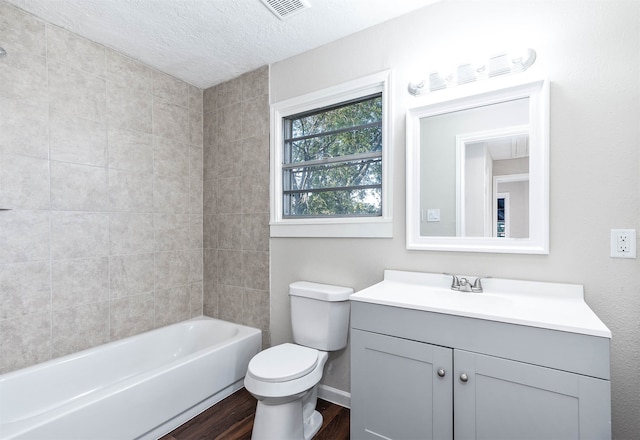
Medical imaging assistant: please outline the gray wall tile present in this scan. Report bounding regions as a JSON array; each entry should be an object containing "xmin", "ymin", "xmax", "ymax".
[
  {"xmin": 109, "ymin": 212, "xmax": 154, "ymax": 255},
  {"xmin": 107, "ymin": 128, "xmax": 154, "ymax": 173},
  {"xmin": 0, "ymin": 153, "xmax": 50, "ymax": 210},
  {"xmin": 107, "ymin": 82, "xmax": 152, "ymax": 133},
  {"xmin": 216, "ymin": 139, "xmax": 242, "ymax": 179},
  {"xmin": 153, "ymin": 100, "xmax": 189, "ymax": 144},
  {"xmin": 0, "ymin": 4, "xmax": 206, "ymax": 374},
  {"xmin": 0, "ymin": 51, "xmax": 48, "ymax": 105},
  {"xmin": 154, "ymin": 213, "xmax": 190, "ymax": 252},
  {"xmin": 155, "ymin": 285, "xmax": 190, "ymax": 327},
  {"xmin": 52, "ymin": 302, "xmax": 109, "ymax": 357},
  {"xmin": 51, "ymin": 257, "xmax": 109, "ymax": 310},
  {"xmin": 109, "ymin": 253, "xmax": 155, "ymax": 298},
  {"xmin": 0, "ymin": 261, "xmax": 51, "ymax": 320},
  {"xmin": 153, "ymin": 174, "xmax": 189, "ymax": 213},
  {"xmin": 203, "ymin": 85, "xmax": 218, "ymax": 115},
  {"xmin": 109, "ymin": 168, "xmax": 153, "ymax": 212},
  {"xmin": 152, "ymin": 71, "xmax": 188, "ymax": 107},
  {"xmin": 218, "ymin": 284, "xmax": 244, "ymax": 323},
  {"xmin": 105, "ymin": 50, "xmax": 153, "ymax": 93},
  {"xmin": 242, "ymin": 213, "xmax": 270, "ymax": 251},
  {"xmin": 218, "ymin": 214, "xmax": 242, "ymax": 250},
  {"xmin": 50, "ymin": 212, "xmax": 109, "ymax": 260},
  {"xmin": 46, "ymin": 25, "xmax": 105, "ymax": 77},
  {"xmin": 188, "ymin": 85, "xmax": 204, "ymax": 113},
  {"xmin": 110, "ymin": 293, "xmax": 154, "ymax": 340},
  {"xmin": 49, "ymin": 112, "xmax": 108, "ymax": 167},
  {"xmin": 190, "ymin": 110, "xmax": 204, "ymax": 146},
  {"xmin": 50, "ymin": 161, "xmax": 109, "ymax": 211},
  {"xmin": 217, "ymin": 177, "xmax": 242, "ymax": 214},
  {"xmin": 0, "ymin": 313, "xmax": 51, "ymax": 374},
  {"xmin": 154, "ymin": 136, "xmax": 189, "ymax": 177},
  {"xmin": 190, "ymin": 215, "xmax": 204, "ymax": 249},
  {"xmin": 241, "ymin": 172, "xmax": 269, "ymax": 214},
  {"xmin": 218, "ymin": 103, "xmax": 242, "ymax": 144},
  {"xmin": 0, "ymin": 96, "xmax": 49, "ymax": 159},
  {"xmin": 242, "ymin": 94, "xmax": 270, "ymax": 138},
  {"xmin": 189, "ymin": 282, "xmax": 203, "ymax": 318},
  {"xmin": 241, "ymin": 66, "xmax": 269, "ymax": 101},
  {"xmin": 155, "ymin": 250, "xmax": 190, "ymax": 289},
  {"xmin": 0, "ymin": 210, "xmax": 50, "ymax": 264},
  {"xmin": 201, "ymin": 67, "xmax": 270, "ymax": 340},
  {"xmin": 242, "ymin": 251, "xmax": 269, "ymax": 291},
  {"xmin": 48, "ymin": 61, "xmax": 106, "ymax": 122},
  {"xmin": 0, "ymin": 2, "xmax": 46, "ymax": 57}
]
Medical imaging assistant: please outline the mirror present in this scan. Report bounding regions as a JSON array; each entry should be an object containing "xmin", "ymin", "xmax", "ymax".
[{"xmin": 406, "ymin": 77, "xmax": 549, "ymax": 253}]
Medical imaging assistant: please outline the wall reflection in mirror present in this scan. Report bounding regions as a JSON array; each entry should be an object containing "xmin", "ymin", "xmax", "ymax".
[{"xmin": 420, "ymin": 98, "xmax": 530, "ymax": 238}]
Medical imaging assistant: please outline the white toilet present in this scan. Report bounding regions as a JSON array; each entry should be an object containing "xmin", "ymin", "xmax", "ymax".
[{"xmin": 244, "ymin": 281, "xmax": 353, "ymax": 440}]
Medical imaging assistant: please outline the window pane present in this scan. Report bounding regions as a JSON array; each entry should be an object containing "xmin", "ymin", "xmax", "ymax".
[
  {"xmin": 285, "ymin": 159, "xmax": 381, "ymax": 191},
  {"xmin": 285, "ymin": 188, "xmax": 381, "ymax": 217},
  {"xmin": 288, "ymin": 95, "xmax": 382, "ymax": 139},
  {"xmin": 287, "ymin": 125, "xmax": 382, "ymax": 164}
]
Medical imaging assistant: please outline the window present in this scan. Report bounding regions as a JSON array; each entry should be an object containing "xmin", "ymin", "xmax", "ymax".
[
  {"xmin": 283, "ymin": 94, "xmax": 382, "ymax": 218},
  {"xmin": 271, "ymin": 71, "xmax": 392, "ymax": 237}
]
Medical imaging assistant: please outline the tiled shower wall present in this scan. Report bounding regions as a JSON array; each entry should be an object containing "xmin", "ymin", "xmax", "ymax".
[
  {"xmin": 202, "ymin": 67, "xmax": 271, "ymax": 348},
  {"xmin": 0, "ymin": 1, "xmax": 204, "ymax": 374}
]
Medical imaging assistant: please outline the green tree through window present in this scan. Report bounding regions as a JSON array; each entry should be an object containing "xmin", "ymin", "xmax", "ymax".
[{"xmin": 283, "ymin": 93, "xmax": 383, "ymax": 217}]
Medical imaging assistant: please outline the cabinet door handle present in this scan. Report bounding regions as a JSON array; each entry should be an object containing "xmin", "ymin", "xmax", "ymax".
[
  {"xmin": 459, "ymin": 373, "xmax": 469, "ymax": 383},
  {"xmin": 437, "ymin": 368, "xmax": 446, "ymax": 377}
]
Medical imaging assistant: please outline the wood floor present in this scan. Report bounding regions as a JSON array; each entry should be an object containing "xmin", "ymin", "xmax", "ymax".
[{"xmin": 160, "ymin": 387, "xmax": 350, "ymax": 440}]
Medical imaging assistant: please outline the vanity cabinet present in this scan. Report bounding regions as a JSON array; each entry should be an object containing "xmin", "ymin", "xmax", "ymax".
[{"xmin": 350, "ymin": 301, "xmax": 611, "ymax": 440}]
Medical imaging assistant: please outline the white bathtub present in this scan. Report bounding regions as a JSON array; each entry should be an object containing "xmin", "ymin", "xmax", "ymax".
[{"xmin": 0, "ymin": 316, "xmax": 261, "ymax": 440}]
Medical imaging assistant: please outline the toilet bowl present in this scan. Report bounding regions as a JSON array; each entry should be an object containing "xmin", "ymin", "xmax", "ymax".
[
  {"xmin": 245, "ymin": 344, "xmax": 329, "ymax": 440},
  {"xmin": 244, "ymin": 281, "xmax": 352, "ymax": 440}
]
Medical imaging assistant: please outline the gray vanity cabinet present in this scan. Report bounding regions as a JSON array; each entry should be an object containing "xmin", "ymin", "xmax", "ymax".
[
  {"xmin": 351, "ymin": 329, "xmax": 453, "ymax": 439},
  {"xmin": 453, "ymin": 350, "xmax": 611, "ymax": 439},
  {"xmin": 350, "ymin": 301, "xmax": 612, "ymax": 440}
]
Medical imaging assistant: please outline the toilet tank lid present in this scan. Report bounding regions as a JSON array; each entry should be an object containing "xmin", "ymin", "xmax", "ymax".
[{"xmin": 289, "ymin": 281, "xmax": 353, "ymax": 301}]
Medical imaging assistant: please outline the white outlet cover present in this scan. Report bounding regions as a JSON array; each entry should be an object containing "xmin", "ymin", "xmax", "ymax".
[{"xmin": 610, "ymin": 229, "xmax": 637, "ymax": 258}]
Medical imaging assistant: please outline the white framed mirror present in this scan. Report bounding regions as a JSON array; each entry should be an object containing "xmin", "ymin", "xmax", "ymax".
[{"xmin": 406, "ymin": 76, "xmax": 549, "ymax": 253}]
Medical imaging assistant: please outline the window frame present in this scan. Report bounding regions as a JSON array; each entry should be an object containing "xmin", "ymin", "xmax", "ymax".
[{"xmin": 270, "ymin": 70, "xmax": 393, "ymax": 238}]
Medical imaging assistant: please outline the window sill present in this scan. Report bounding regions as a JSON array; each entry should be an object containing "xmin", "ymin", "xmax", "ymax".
[{"xmin": 270, "ymin": 218, "xmax": 393, "ymax": 238}]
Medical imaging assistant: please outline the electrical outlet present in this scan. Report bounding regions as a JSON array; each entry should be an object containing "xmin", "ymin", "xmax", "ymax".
[{"xmin": 611, "ymin": 229, "xmax": 636, "ymax": 258}]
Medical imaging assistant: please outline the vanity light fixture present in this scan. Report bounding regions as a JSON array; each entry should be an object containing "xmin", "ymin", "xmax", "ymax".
[{"xmin": 408, "ymin": 48, "xmax": 537, "ymax": 96}]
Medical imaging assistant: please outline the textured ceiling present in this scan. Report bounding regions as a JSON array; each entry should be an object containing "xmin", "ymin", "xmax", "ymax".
[{"xmin": 5, "ymin": 0, "xmax": 439, "ymax": 88}]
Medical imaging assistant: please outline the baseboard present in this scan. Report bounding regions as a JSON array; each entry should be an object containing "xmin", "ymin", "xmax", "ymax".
[{"xmin": 317, "ymin": 384, "xmax": 351, "ymax": 409}]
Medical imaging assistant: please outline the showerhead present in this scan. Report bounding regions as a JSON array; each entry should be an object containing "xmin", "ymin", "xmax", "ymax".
[{"xmin": 0, "ymin": 47, "xmax": 7, "ymax": 58}]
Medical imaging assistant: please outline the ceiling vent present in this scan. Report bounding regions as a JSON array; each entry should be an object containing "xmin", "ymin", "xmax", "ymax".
[{"xmin": 260, "ymin": 0, "xmax": 311, "ymax": 20}]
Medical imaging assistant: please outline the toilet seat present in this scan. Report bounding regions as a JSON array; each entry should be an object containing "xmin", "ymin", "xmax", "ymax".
[{"xmin": 248, "ymin": 343, "xmax": 319, "ymax": 382}]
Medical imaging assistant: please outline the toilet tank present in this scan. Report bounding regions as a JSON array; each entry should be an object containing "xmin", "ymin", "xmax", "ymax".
[{"xmin": 289, "ymin": 281, "xmax": 353, "ymax": 351}]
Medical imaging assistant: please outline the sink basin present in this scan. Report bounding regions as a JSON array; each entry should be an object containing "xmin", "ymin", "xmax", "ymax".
[{"xmin": 350, "ymin": 270, "xmax": 611, "ymax": 338}]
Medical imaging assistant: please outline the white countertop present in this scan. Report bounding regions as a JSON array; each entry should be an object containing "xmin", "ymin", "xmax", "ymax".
[{"xmin": 350, "ymin": 270, "xmax": 611, "ymax": 338}]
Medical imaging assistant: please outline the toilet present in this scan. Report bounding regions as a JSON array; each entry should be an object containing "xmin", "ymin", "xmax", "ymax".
[{"xmin": 244, "ymin": 281, "xmax": 353, "ymax": 440}]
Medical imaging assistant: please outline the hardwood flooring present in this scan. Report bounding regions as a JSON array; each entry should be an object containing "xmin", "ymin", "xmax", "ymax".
[{"xmin": 160, "ymin": 387, "xmax": 350, "ymax": 440}]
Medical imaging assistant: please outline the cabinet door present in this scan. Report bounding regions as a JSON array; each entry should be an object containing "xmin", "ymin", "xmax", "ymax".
[
  {"xmin": 454, "ymin": 350, "xmax": 611, "ymax": 440},
  {"xmin": 350, "ymin": 329, "xmax": 453, "ymax": 440}
]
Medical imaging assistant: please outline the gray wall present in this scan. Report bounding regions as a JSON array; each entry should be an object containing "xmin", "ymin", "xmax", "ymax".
[
  {"xmin": 202, "ymin": 67, "xmax": 271, "ymax": 349},
  {"xmin": 0, "ymin": 1, "xmax": 204, "ymax": 373},
  {"xmin": 270, "ymin": 1, "xmax": 639, "ymax": 439}
]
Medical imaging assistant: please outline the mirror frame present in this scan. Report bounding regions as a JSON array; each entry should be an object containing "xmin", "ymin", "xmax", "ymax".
[{"xmin": 406, "ymin": 75, "xmax": 549, "ymax": 253}]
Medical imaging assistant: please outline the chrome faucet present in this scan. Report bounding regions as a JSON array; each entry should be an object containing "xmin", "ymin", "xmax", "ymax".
[{"xmin": 444, "ymin": 273, "xmax": 488, "ymax": 293}]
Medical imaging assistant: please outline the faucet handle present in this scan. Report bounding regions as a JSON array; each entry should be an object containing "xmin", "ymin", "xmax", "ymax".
[
  {"xmin": 471, "ymin": 276, "xmax": 491, "ymax": 292},
  {"xmin": 444, "ymin": 273, "xmax": 460, "ymax": 290}
]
